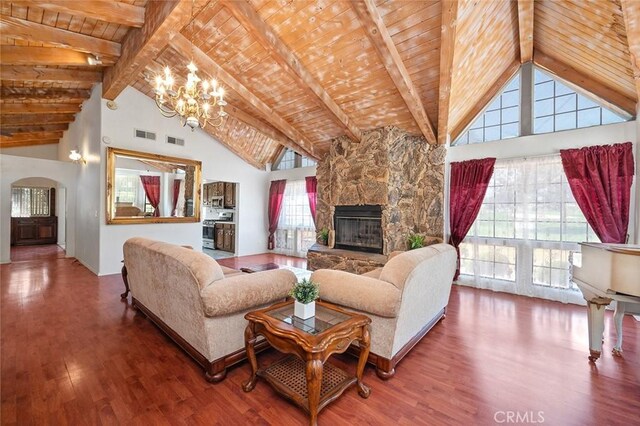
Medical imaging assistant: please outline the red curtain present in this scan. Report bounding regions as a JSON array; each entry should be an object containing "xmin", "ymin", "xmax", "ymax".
[
  {"xmin": 448, "ymin": 158, "xmax": 496, "ymax": 280},
  {"xmin": 268, "ymin": 180, "xmax": 287, "ymax": 250},
  {"xmin": 172, "ymin": 179, "xmax": 181, "ymax": 216},
  {"xmin": 305, "ymin": 176, "xmax": 318, "ymax": 226},
  {"xmin": 140, "ymin": 175, "xmax": 161, "ymax": 217},
  {"xmin": 560, "ymin": 142, "xmax": 635, "ymax": 244}
]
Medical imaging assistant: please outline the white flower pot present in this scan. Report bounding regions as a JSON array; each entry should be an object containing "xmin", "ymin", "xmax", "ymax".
[{"xmin": 294, "ymin": 300, "xmax": 315, "ymax": 319}]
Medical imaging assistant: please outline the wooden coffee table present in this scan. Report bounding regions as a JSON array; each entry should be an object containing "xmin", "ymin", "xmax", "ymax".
[{"xmin": 242, "ymin": 300, "xmax": 371, "ymax": 425}]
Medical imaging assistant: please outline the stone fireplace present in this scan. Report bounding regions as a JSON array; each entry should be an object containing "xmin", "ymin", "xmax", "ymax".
[
  {"xmin": 308, "ymin": 126, "xmax": 445, "ymax": 273},
  {"xmin": 334, "ymin": 205, "xmax": 383, "ymax": 254}
]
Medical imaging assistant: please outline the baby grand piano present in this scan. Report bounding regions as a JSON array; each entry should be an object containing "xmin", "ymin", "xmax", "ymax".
[{"xmin": 572, "ymin": 243, "xmax": 640, "ymax": 362}]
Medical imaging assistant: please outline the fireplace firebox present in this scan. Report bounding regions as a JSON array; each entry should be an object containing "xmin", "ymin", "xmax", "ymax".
[{"xmin": 334, "ymin": 205, "xmax": 383, "ymax": 254}]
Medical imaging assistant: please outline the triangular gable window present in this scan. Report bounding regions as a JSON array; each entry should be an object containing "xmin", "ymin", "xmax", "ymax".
[
  {"xmin": 533, "ymin": 68, "xmax": 625, "ymax": 134},
  {"xmin": 453, "ymin": 66, "xmax": 629, "ymax": 146},
  {"xmin": 454, "ymin": 72, "xmax": 521, "ymax": 146}
]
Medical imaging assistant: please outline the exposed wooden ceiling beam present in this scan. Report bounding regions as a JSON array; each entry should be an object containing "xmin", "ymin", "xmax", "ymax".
[
  {"xmin": 269, "ymin": 145, "xmax": 286, "ymax": 168},
  {"xmin": 1, "ymin": 103, "xmax": 81, "ymax": 114},
  {"xmin": 168, "ymin": 34, "xmax": 317, "ymax": 159},
  {"xmin": 0, "ymin": 123, "xmax": 69, "ymax": 136},
  {"xmin": 0, "ymin": 88, "xmax": 90, "ymax": 103},
  {"xmin": 0, "ymin": 46, "xmax": 114, "ymax": 66},
  {"xmin": 222, "ymin": 0, "xmax": 362, "ymax": 143},
  {"xmin": 226, "ymin": 105, "xmax": 296, "ymax": 150},
  {"xmin": 10, "ymin": 1, "xmax": 145, "ymax": 28},
  {"xmin": 102, "ymin": 0, "xmax": 199, "ymax": 100},
  {"xmin": 450, "ymin": 59, "xmax": 521, "ymax": 141},
  {"xmin": 1, "ymin": 16, "xmax": 121, "ymax": 58},
  {"xmin": 352, "ymin": 0, "xmax": 436, "ymax": 145},
  {"xmin": 620, "ymin": 0, "xmax": 640, "ymax": 107},
  {"xmin": 0, "ymin": 66, "xmax": 101, "ymax": 83},
  {"xmin": 0, "ymin": 114, "xmax": 75, "ymax": 125},
  {"xmin": 0, "ymin": 139, "xmax": 59, "ymax": 149},
  {"xmin": 0, "ymin": 131, "xmax": 64, "ymax": 142},
  {"xmin": 437, "ymin": 0, "xmax": 459, "ymax": 145},
  {"xmin": 517, "ymin": 0, "xmax": 534, "ymax": 63},
  {"xmin": 534, "ymin": 50, "xmax": 636, "ymax": 117}
]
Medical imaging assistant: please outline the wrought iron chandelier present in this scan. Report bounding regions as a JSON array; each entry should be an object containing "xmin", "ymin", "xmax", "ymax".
[{"xmin": 152, "ymin": 1, "xmax": 227, "ymax": 130}]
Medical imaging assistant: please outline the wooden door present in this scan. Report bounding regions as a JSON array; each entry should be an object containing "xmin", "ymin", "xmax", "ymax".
[{"xmin": 229, "ymin": 224, "xmax": 236, "ymax": 253}]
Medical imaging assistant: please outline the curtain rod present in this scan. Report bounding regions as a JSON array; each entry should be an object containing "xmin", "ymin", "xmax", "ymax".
[{"xmin": 494, "ymin": 152, "xmax": 560, "ymax": 162}]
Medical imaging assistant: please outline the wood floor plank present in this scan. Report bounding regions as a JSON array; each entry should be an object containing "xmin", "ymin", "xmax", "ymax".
[{"xmin": 1, "ymin": 244, "xmax": 638, "ymax": 425}]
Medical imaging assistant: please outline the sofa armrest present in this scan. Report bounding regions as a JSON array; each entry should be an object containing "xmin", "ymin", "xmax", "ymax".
[
  {"xmin": 311, "ymin": 269, "xmax": 401, "ymax": 318},
  {"xmin": 201, "ymin": 269, "xmax": 297, "ymax": 317}
]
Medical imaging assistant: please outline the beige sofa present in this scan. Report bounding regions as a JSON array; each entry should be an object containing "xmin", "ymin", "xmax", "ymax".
[
  {"xmin": 311, "ymin": 244, "xmax": 456, "ymax": 379},
  {"xmin": 123, "ymin": 237, "xmax": 297, "ymax": 382}
]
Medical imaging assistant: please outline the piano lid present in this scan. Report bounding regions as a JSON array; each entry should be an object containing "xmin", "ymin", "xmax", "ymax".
[{"xmin": 579, "ymin": 243, "xmax": 640, "ymax": 257}]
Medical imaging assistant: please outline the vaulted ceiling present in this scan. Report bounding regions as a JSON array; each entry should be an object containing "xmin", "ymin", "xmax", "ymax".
[{"xmin": 1, "ymin": 0, "xmax": 639, "ymax": 168}]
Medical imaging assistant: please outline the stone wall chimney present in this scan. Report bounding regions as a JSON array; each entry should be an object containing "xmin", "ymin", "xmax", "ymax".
[{"xmin": 315, "ymin": 126, "xmax": 445, "ymax": 254}]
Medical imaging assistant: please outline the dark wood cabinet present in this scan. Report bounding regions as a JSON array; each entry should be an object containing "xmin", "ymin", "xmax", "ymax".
[
  {"xmin": 224, "ymin": 183, "xmax": 236, "ymax": 208},
  {"xmin": 214, "ymin": 223, "xmax": 235, "ymax": 252},
  {"xmin": 11, "ymin": 217, "xmax": 57, "ymax": 246}
]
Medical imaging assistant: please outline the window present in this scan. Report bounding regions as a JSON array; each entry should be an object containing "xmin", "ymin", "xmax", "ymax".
[
  {"xmin": 274, "ymin": 148, "xmax": 317, "ymax": 170},
  {"xmin": 11, "ymin": 187, "xmax": 50, "ymax": 217},
  {"xmin": 274, "ymin": 180, "xmax": 316, "ymax": 257},
  {"xmin": 276, "ymin": 149, "xmax": 296, "ymax": 170},
  {"xmin": 460, "ymin": 156, "xmax": 598, "ymax": 301},
  {"xmin": 115, "ymin": 174, "xmax": 139, "ymax": 204},
  {"xmin": 301, "ymin": 157, "xmax": 316, "ymax": 167},
  {"xmin": 453, "ymin": 66, "xmax": 630, "ymax": 145},
  {"xmin": 533, "ymin": 69, "xmax": 625, "ymax": 134},
  {"xmin": 454, "ymin": 73, "xmax": 520, "ymax": 145}
]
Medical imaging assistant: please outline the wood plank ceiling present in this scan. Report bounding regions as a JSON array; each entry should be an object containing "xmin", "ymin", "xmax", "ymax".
[{"xmin": 1, "ymin": 0, "xmax": 638, "ymax": 168}]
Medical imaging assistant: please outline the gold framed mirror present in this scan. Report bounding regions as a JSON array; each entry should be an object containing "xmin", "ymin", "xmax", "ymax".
[{"xmin": 106, "ymin": 147, "xmax": 202, "ymax": 225}]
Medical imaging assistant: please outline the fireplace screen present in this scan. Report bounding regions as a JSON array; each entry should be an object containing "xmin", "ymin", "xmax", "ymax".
[{"xmin": 334, "ymin": 205, "xmax": 383, "ymax": 254}]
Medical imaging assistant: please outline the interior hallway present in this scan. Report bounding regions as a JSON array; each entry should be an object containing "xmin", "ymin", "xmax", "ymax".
[{"xmin": 1, "ymin": 246, "xmax": 638, "ymax": 425}]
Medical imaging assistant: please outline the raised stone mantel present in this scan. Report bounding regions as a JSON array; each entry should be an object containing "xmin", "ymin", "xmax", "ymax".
[{"xmin": 307, "ymin": 244, "xmax": 387, "ymax": 274}]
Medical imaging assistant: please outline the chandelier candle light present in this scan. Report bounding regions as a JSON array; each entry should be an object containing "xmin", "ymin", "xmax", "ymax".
[
  {"xmin": 154, "ymin": 62, "xmax": 227, "ymax": 130},
  {"xmin": 152, "ymin": 0, "xmax": 227, "ymax": 130}
]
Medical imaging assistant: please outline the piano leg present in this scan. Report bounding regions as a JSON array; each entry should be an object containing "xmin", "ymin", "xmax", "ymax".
[
  {"xmin": 586, "ymin": 297, "xmax": 611, "ymax": 362},
  {"xmin": 612, "ymin": 302, "xmax": 627, "ymax": 357}
]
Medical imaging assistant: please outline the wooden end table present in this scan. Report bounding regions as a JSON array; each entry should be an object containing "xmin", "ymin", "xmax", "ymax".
[{"xmin": 243, "ymin": 300, "xmax": 371, "ymax": 425}]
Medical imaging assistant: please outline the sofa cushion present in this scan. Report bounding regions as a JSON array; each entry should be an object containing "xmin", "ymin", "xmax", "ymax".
[
  {"xmin": 220, "ymin": 265, "xmax": 245, "ymax": 278},
  {"xmin": 200, "ymin": 269, "xmax": 296, "ymax": 317},
  {"xmin": 379, "ymin": 244, "xmax": 453, "ymax": 291},
  {"xmin": 361, "ymin": 268, "xmax": 382, "ymax": 279},
  {"xmin": 312, "ymin": 269, "xmax": 401, "ymax": 318},
  {"xmin": 124, "ymin": 237, "xmax": 224, "ymax": 290}
]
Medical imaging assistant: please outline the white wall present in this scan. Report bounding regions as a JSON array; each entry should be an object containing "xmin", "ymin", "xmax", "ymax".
[
  {"xmin": 0, "ymin": 154, "xmax": 77, "ymax": 263},
  {"xmin": 0, "ymin": 144, "xmax": 58, "ymax": 160},
  {"xmin": 446, "ymin": 121, "xmax": 638, "ymax": 243},
  {"xmin": 58, "ymin": 84, "xmax": 103, "ymax": 274},
  {"xmin": 97, "ymin": 86, "xmax": 269, "ymax": 275},
  {"xmin": 11, "ymin": 177, "xmax": 58, "ymax": 188}
]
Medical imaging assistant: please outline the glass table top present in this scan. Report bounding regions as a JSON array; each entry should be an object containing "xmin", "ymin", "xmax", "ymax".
[{"xmin": 267, "ymin": 303, "xmax": 350, "ymax": 335}]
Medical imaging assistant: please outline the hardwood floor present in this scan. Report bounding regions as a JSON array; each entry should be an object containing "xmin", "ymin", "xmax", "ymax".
[{"xmin": 1, "ymin": 246, "xmax": 638, "ymax": 425}]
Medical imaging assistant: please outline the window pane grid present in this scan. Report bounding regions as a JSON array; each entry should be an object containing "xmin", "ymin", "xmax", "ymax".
[
  {"xmin": 462, "ymin": 157, "xmax": 599, "ymax": 291},
  {"xmin": 454, "ymin": 73, "xmax": 521, "ymax": 145},
  {"xmin": 533, "ymin": 68, "xmax": 624, "ymax": 133}
]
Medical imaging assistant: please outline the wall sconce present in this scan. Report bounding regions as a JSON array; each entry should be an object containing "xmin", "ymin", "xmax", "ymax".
[{"xmin": 69, "ymin": 149, "xmax": 86, "ymax": 164}]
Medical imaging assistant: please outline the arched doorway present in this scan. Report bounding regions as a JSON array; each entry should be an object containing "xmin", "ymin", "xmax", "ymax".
[{"xmin": 10, "ymin": 177, "xmax": 67, "ymax": 262}]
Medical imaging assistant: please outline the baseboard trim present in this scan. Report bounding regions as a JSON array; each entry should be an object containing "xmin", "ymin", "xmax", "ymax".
[{"xmin": 132, "ymin": 297, "xmax": 269, "ymax": 382}]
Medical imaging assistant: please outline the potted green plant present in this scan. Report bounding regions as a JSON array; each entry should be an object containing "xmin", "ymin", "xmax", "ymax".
[
  {"xmin": 407, "ymin": 233, "xmax": 425, "ymax": 250},
  {"xmin": 318, "ymin": 228, "xmax": 329, "ymax": 245},
  {"xmin": 289, "ymin": 278, "xmax": 320, "ymax": 319}
]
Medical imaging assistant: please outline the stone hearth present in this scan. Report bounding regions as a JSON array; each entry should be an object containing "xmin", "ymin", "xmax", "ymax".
[
  {"xmin": 307, "ymin": 244, "xmax": 386, "ymax": 274},
  {"xmin": 308, "ymin": 126, "xmax": 444, "ymax": 272}
]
